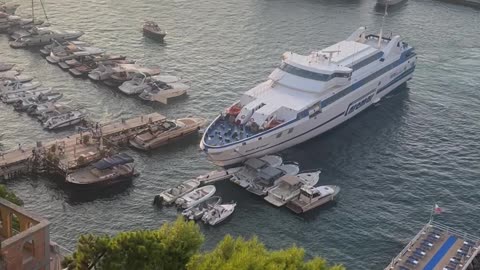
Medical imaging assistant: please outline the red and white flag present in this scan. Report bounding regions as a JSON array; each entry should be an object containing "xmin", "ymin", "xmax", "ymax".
[{"xmin": 434, "ymin": 204, "xmax": 443, "ymax": 214}]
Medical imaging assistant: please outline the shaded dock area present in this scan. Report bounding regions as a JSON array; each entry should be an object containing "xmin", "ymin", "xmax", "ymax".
[
  {"xmin": 385, "ymin": 221, "xmax": 480, "ymax": 270},
  {"xmin": 0, "ymin": 112, "xmax": 166, "ymax": 179}
]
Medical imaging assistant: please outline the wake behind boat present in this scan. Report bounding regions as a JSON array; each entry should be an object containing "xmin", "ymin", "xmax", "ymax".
[{"xmin": 200, "ymin": 27, "xmax": 417, "ymax": 166}]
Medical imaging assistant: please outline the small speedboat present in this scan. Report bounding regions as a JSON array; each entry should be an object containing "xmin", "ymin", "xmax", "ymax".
[
  {"xmin": 142, "ymin": 21, "xmax": 166, "ymax": 41},
  {"xmin": 129, "ymin": 118, "xmax": 205, "ymax": 151},
  {"xmin": 0, "ymin": 62, "xmax": 14, "ymax": 72},
  {"xmin": 118, "ymin": 73, "xmax": 151, "ymax": 95},
  {"xmin": 201, "ymin": 202, "xmax": 236, "ymax": 226},
  {"xmin": 13, "ymin": 93, "xmax": 63, "ymax": 112},
  {"xmin": 264, "ymin": 170, "xmax": 321, "ymax": 207},
  {"xmin": 194, "ymin": 168, "xmax": 241, "ymax": 185},
  {"xmin": 0, "ymin": 72, "xmax": 34, "ymax": 83},
  {"xmin": 137, "ymin": 76, "xmax": 189, "ymax": 104},
  {"xmin": 9, "ymin": 28, "xmax": 84, "ymax": 48},
  {"xmin": 230, "ymin": 155, "xmax": 283, "ymax": 188},
  {"xmin": 2, "ymin": 88, "xmax": 52, "ymax": 104},
  {"xmin": 153, "ymin": 179, "xmax": 200, "ymax": 206},
  {"xmin": 286, "ymin": 185, "xmax": 340, "ymax": 214},
  {"xmin": 246, "ymin": 164, "xmax": 300, "ymax": 196},
  {"xmin": 0, "ymin": 81, "xmax": 42, "ymax": 94},
  {"xmin": 46, "ymin": 46, "xmax": 104, "ymax": 64},
  {"xmin": 42, "ymin": 110, "xmax": 84, "ymax": 130},
  {"xmin": 181, "ymin": 196, "xmax": 222, "ymax": 220},
  {"xmin": 34, "ymin": 105, "xmax": 72, "ymax": 122},
  {"xmin": 175, "ymin": 185, "xmax": 216, "ymax": 209},
  {"xmin": 40, "ymin": 40, "xmax": 89, "ymax": 56},
  {"xmin": 66, "ymin": 153, "xmax": 136, "ymax": 188}
]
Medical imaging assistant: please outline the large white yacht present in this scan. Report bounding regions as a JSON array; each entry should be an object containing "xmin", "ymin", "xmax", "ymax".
[{"xmin": 200, "ymin": 27, "xmax": 417, "ymax": 166}]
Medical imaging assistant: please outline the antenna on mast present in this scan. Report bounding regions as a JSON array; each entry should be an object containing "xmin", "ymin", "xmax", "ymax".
[{"xmin": 377, "ymin": 3, "xmax": 389, "ymax": 48}]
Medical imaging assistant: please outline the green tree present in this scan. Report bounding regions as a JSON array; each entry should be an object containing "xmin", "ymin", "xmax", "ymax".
[
  {"xmin": 187, "ymin": 235, "xmax": 345, "ymax": 270},
  {"xmin": 63, "ymin": 217, "xmax": 204, "ymax": 270},
  {"xmin": 0, "ymin": 184, "xmax": 23, "ymax": 206}
]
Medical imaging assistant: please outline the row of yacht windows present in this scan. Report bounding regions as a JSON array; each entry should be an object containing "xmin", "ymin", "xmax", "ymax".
[
  {"xmin": 280, "ymin": 63, "xmax": 351, "ymax": 82},
  {"xmin": 350, "ymin": 51, "xmax": 384, "ymax": 71},
  {"xmin": 320, "ymin": 51, "xmax": 415, "ymax": 108}
]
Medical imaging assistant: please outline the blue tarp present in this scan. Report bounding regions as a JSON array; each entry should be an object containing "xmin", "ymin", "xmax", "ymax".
[
  {"xmin": 423, "ymin": 235, "xmax": 457, "ymax": 270},
  {"xmin": 93, "ymin": 153, "xmax": 134, "ymax": 170}
]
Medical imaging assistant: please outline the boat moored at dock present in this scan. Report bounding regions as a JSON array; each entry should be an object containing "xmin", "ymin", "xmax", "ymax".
[
  {"xmin": 175, "ymin": 185, "xmax": 216, "ymax": 209},
  {"xmin": 9, "ymin": 27, "xmax": 84, "ymax": 48},
  {"xmin": 264, "ymin": 170, "xmax": 321, "ymax": 206},
  {"xmin": 66, "ymin": 153, "xmax": 136, "ymax": 188},
  {"xmin": 286, "ymin": 185, "xmax": 339, "ymax": 214},
  {"xmin": 200, "ymin": 27, "xmax": 417, "ymax": 166},
  {"xmin": 129, "ymin": 117, "xmax": 205, "ymax": 151},
  {"xmin": 42, "ymin": 110, "xmax": 85, "ymax": 130},
  {"xmin": 153, "ymin": 179, "xmax": 200, "ymax": 206}
]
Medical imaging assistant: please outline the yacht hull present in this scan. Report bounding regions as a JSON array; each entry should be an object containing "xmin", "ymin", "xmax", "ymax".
[{"xmin": 201, "ymin": 64, "xmax": 415, "ymax": 167}]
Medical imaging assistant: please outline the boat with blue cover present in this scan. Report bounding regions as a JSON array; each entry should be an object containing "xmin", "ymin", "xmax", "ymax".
[{"xmin": 66, "ymin": 153, "xmax": 136, "ymax": 188}]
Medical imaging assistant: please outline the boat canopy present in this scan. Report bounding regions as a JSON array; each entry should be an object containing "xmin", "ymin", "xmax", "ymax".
[
  {"xmin": 93, "ymin": 153, "xmax": 134, "ymax": 170},
  {"xmin": 257, "ymin": 166, "xmax": 283, "ymax": 185},
  {"xmin": 244, "ymin": 158, "xmax": 267, "ymax": 170}
]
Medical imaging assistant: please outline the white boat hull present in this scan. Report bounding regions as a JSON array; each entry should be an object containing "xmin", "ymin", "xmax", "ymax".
[{"xmin": 201, "ymin": 63, "xmax": 415, "ymax": 166}]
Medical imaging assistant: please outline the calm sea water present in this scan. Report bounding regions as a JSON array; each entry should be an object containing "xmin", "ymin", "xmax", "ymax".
[{"xmin": 1, "ymin": 0, "xmax": 479, "ymax": 269}]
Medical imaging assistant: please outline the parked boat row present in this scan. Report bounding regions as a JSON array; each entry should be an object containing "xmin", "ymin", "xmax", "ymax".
[{"xmin": 0, "ymin": 63, "xmax": 85, "ymax": 130}]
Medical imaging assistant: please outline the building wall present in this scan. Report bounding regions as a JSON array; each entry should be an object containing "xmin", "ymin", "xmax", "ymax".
[{"xmin": 0, "ymin": 199, "xmax": 51, "ymax": 270}]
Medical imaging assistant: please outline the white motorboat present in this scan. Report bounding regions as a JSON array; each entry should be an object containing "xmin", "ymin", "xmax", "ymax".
[
  {"xmin": 138, "ymin": 76, "xmax": 189, "ymax": 104},
  {"xmin": 245, "ymin": 163, "xmax": 300, "ymax": 196},
  {"xmin": 9, "ymin": 28, "xmax": 84, "ymax": 48},
  {"xmin": 286, "ymin": 185, "xmax": 340, "ymax": 214},
  {"xmin": 264, "ymin": 170, "xmax": 321, "ymax": 207},
  {"xmin": 175, "ymin": 185, "xmax": 216, "ymax": 209},
  {"xmin": 181, "ymin": 196, "xmax": 222, "ymax": 220},
  {"xmin": 13, "ymin": 93, "xmax": 63, "ymax": 111},
  {"xmin": 119, "ymin": 74, "xmax": 177, "ymax": 95},
  {"xmin": 2, "ymin": 88, "xmax": 52, "ymax": 104},
  {"xmin": 230, "ymin": 155, "xmax": 283, "ymax": 188},
  {"xmin": 153, "ymin": 179, "xmax": 200, "ymax": 206},
  {"xmin": 42, "ymin": 110, "xmax": 84, "ymax": 130},
  {"xmin": 0, "ymin": 81, "xmax": 42, "ymax": 94},
  {"xmin": 195, "ymin": 167, "xmax": 242, "ymax": 185},
  {"xmin": 200, "ymin": 27, "xmax": 417, "ymax": 166},
  {"xmin": 46, "ymin": 46, "xmax": 104, "ymax": 64},
  {"xmin": 39, "ymin": 40, "xmax": 89, "ymax": 56},
  {"xmin": 0, "ymin": 72, "xmax": 34, "ymax": 83},
  {"xmin": 27, "ymin": 102, "xmax": 68, "ymax": 117},
  {"xmin": 87, "ymin": 63, "xmax": 115, "ymax": 81},
  {"xmin": 129, "ymin": 118, "xmax": 205, "ymax": 151},
  {"xmin": 201, "ymin": 202, "xmax": 236, "ymax": 226}
]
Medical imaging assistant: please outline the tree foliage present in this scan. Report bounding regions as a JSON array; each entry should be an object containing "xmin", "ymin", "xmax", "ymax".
[
  {"xmin": 63, "ymin": 217, "xmax": 204, "ymax": 270},
  {"xmin": 63, "ymin": 218, "xmax": 344, "ymax": 270},
  {"xmin": 0, "ymin": 184, "xmax": 23, "ymax": 206},
  {"xmin": 187, "ymin": 235, "xmax": 345, "ymax": 270}
]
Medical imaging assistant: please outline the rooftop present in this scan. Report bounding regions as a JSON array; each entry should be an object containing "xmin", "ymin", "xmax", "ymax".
[{"xmin": 385, "ymin": 221, "xmax": 480, "ymax": 270}]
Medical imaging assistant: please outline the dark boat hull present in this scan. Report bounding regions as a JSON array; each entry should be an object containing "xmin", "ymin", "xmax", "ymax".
[
  {"xmin": 143, "ymin": 29, "xmax": 166, "ymax": 41},
  {"xmin": 66, "ymin": 174, "xmax": 134, "ymax": 189}
]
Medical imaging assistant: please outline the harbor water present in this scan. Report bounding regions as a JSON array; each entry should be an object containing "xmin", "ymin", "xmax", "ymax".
[{"xmin": 1, "ymin": 0, "xmax": 479, "ymax": 268}]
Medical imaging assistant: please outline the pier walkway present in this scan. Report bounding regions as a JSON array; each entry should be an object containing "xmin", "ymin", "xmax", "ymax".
[{"xmin": 0, "ymin": 113, "xmax": 166, "ymax": 179}]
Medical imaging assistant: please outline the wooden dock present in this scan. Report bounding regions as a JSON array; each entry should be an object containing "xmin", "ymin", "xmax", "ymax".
[{"xmin": 0, "ymin": 112, "xmax": 166, "ymax": 179}]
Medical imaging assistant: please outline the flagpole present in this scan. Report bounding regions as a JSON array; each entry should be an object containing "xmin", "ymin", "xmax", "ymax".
[{"xmin": 429, "ymin": 202, "xmax": 435, "ymax": 224}]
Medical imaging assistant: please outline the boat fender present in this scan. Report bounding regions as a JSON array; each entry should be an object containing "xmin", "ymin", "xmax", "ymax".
[{"xmin": 153, "ymin": 195, "xmax": 163, "ymax": 206}]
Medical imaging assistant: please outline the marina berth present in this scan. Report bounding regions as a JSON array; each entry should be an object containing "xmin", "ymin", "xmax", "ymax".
[
  {"xmin": 286, "ymin": 185, "xmax": 339, "ymax": 214},
  {"xmin": 264, "ymin": 170, "xmax": 321, "ymax": 207},
  {"xmin": 129, "ymin": 117, "xmax": 205, "ymax": 151},
  {"xmin": 246, "ymin": 163, "xmax": 300, "ymax": 195},
  {"xmin": 42, "ymin": 110, "xmax": 85, "ymax": 130},
  {"xmin": 230, "ymin": 155, "xmax": 283, "ymax": 188},
  {"xmin": 200, "ymin": 26, "xmax": 417, "ymax": 166},
  {"xmin": 181, "ymin": 196, "xmax": 222, "ymax": 220},
  {"xmin": 9, "ymin": 27, "xmax": 84, "ymax": 48},
  {"xmin": 137, "ymin": 75, "xmax": 190, "ymax": 104},
  {"xmin": 66, "ymin": 153, "xmax": 136, "ymax": 188},
  {"xmin": 153, "ymin": 179, "xmax": 201, "ymax": 206},
  {"xmin": 201, "ymin": 202, "xmax": 236, "ymax": 226},
  {"xmin": 175, "ymin": 185, "xmax": 216, "ymax": 209},
  {"xmin": 2, "ymin": 88, "xmax": 52, "ymax": 104}
]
